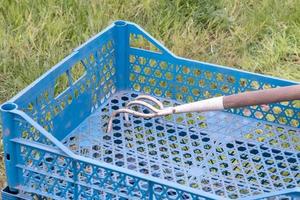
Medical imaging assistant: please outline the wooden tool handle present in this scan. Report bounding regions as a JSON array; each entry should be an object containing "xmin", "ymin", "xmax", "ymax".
[{"xmin": 223, "ymin": 85, "xmax": 300, "ymax": 109}]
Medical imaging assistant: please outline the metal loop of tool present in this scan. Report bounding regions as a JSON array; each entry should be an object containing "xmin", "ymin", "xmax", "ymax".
[
  {"xmin": 124, "ymin": 95, "xmax": 164, "ymax": 121},
  {"xmin": 107, "ymin": 95, "xmax": 171, "ymax": 133}
]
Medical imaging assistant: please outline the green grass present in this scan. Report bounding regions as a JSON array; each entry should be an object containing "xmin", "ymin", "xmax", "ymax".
[{"xmin": 0, "ymin": 0, "xmax": 299, "ymax": 188}]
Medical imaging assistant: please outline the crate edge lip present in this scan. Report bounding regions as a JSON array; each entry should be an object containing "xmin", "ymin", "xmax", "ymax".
[{"xmin": 7, "ymin": 20, "xmax": 300, "ymax": 104}]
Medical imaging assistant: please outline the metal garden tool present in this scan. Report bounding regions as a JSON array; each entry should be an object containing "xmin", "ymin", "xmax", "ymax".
[{"xmin": 107, "ymin": 85, "xmax": 300, "ymax": 133}]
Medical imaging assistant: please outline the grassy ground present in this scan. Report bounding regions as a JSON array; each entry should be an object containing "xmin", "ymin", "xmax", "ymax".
[{"xmin": 0, "ymin": 0, "xmax": 299, "ymax": 189}]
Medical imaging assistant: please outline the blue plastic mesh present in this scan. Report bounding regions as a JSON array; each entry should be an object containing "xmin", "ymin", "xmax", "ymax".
[
  {"xmin": 16, "ymin": 34, "xmax": 117, "ymax": 141},
  {"xmin": 127, "ymin": 50, "xmax": 300, "ymax": 129},
  {"xmin": 63, "ymin": 91, "xmax": 299, "ymax": 199},
  {"xmin": 17, "ymin": 143, "xmax": 208, "ymax": 199}
]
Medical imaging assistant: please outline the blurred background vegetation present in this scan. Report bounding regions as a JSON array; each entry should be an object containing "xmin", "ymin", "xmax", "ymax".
[{"xmin": 0, "ymin": 0, "xmax": 299, "ymax": 188}]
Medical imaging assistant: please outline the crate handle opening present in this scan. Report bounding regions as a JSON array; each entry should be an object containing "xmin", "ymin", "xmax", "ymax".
[
  {"xmin": 54, "ymin": 72, "xmax": 70, "ymax": 98},
  {"xmin": 6, "ymin": 153, "xmax": 10, "ymax": 160}
]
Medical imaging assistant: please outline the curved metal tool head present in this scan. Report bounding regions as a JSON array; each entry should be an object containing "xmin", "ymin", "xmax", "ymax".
[{"xmin": 106, "ymin": 95, "xmax": 173, "ymax": 133}]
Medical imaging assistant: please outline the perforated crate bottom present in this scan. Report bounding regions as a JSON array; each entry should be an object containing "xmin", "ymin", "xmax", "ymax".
[{"xmin": 62, "ymin": 91, "xmax": 300, "ymax": 199}]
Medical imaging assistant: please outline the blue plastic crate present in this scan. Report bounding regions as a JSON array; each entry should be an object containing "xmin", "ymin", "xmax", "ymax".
[{"xmin": 1, "ymin": 20, "xmax": 299, "ymax": 200}]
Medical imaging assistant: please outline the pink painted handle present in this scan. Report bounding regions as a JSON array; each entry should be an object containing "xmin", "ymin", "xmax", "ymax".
[{"xmin": 223, "ymin": 85, "xmax": 300, "ymax": 109}]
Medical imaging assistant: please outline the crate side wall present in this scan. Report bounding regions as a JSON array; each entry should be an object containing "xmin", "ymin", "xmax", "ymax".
[
  {"xmin": 11, "ymin": 29, "xmax": 118, "ymax": 141},
  {"xmin": 127, "ymin": 47, "xmax": 299, "ymax": 129},
  {"xmin": 16, "ymin": 138, "xmax": 211, "ymax": 200}
]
